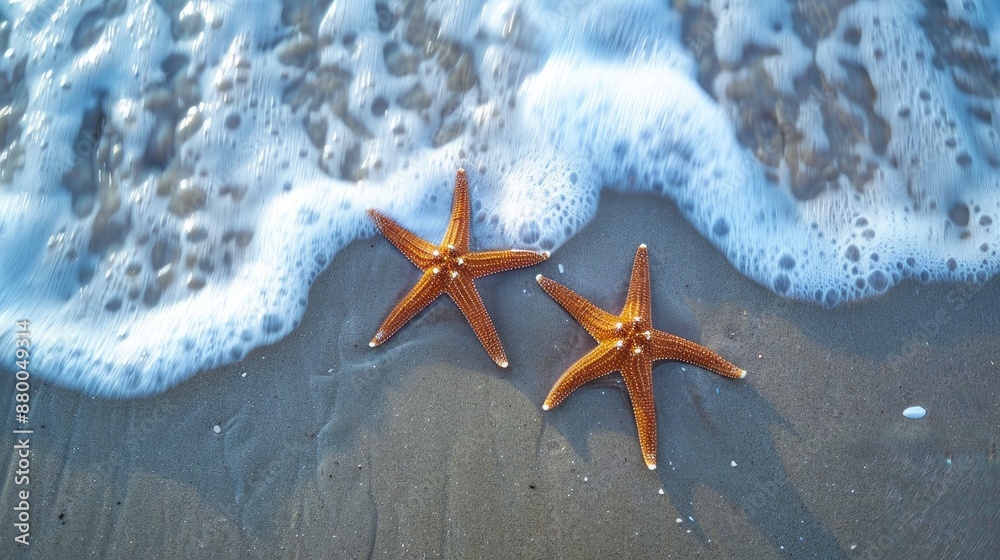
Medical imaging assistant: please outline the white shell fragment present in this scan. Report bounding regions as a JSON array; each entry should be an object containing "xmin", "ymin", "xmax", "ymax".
[{"xmin": 903, "ymin": 406, "xmax": 927, "ymax": 419}]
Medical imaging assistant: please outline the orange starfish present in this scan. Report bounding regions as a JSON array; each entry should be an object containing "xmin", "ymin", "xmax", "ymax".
[
  {"xmin": 367, "ymin": 169, "xmax": 548, "ymax": 368},
  {"xmin": 536, "ymin": 244, "xmax": 745, "ymax": 470}
]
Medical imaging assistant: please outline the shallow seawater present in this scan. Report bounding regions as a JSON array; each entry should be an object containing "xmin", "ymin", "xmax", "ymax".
[{"xmin": 1, "ymin": 1, "xmax": 998, "ymax": 558}]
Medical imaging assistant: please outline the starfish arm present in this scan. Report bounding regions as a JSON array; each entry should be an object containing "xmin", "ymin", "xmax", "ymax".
[
  {"xmin": 543, "ymin": 342, "xmax": 622, "ymax": 410},
  {"xmin": 536, "ymin": 274, "xmax": 621, "ymax": 341},
  {"xmin": 447, "ymin": 277, "xmax": 508, "ymax": 368},
  {"xmin": 463, "ymin": 249, "xmax": 548, "ymax": 278},
  {"xmin": 621, "ymin": 357, "xmax": 659, "ymax": 470},
  {"xmin": 442, "ymin": 169, "xmax": 471, "ymax": 253},
  {"xmin": 367, "ymin": 209, "xmax": 437, "ymax": 268},
  {"xmin": 370, "ymin": 272, "xmax": 444, "ymax": 347},
  {"xmin": 623, "ymin": 244, "xmax": 652, "ymax": 322},
  {"xmin": 648, "ymin": 330, "xmax": 746, "ymax": 379}
]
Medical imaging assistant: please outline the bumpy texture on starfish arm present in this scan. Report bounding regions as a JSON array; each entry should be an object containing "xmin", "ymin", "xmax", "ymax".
[
  {"xmin": 367, "ymin": 169, "xmax": 548, "ymax": 367},
  {"xmin": 537, "ymin": 244, "xmax": 745, "ymax": 470}
]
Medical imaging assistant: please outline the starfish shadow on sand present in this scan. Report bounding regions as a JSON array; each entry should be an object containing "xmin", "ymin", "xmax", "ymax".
[{"xmin": 538, "ymin": 362, "xmax": 844, "ymax": 556}]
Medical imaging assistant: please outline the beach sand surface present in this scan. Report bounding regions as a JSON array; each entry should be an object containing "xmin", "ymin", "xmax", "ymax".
[{"xmin": 2, "ymin": 192, "xmax": 998, "ymax": 559}]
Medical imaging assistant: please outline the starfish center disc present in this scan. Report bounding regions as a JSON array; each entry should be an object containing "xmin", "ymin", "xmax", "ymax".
[
  {"xmin": 615, "ymin": 321, "xmax": 651, "ymax": 354},
  {"xmin": 432, "ymin": 245, "xmax": 464, "ymax": 279}
]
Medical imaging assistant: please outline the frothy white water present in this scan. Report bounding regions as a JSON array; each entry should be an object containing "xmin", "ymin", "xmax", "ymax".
[{"xmin": 1, "ymin": 0, "xmax": 997, "ymax": 396}]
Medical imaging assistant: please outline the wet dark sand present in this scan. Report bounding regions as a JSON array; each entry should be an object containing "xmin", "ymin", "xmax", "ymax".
[{"xmin": 2, "ymin": 191, "xmax": 998, "ymax": 559}]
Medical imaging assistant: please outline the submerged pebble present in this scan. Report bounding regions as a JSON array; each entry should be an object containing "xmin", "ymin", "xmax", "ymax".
[{"xmin": 903, "ymin": 406, "xmax": 927, "ymax": 419}]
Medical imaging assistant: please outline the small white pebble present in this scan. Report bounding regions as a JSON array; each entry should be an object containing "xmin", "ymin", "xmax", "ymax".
[
  {"xmin": 558, "ymin": 263, "xmax": 564, "ymax": 273},
  {"xmin": 903, "ymin": 406, "xmax": 927, "ymax": 419},
  {"xmin": 213, "ymin": 425, "xmax": 221, "ymax": 433},
  {"xmin": 676, "ymin": 518, "xmax": 683, "ymax": 523},
  {"xmin": 658, "ymin": 488, "xmax": 664, "ymax": 495},
  {"xmin": 241, "ymin": 371, "xmax": 247, "ymax": 377},
  {"xmin": 731, "ymin": 460, "xmax": 737, "ymax": 467}
]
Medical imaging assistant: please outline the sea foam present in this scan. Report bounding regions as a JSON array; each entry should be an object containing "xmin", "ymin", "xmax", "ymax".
[{"xmin": 1, "ymin": 0, "xmax": 997, "ymax": 396}]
